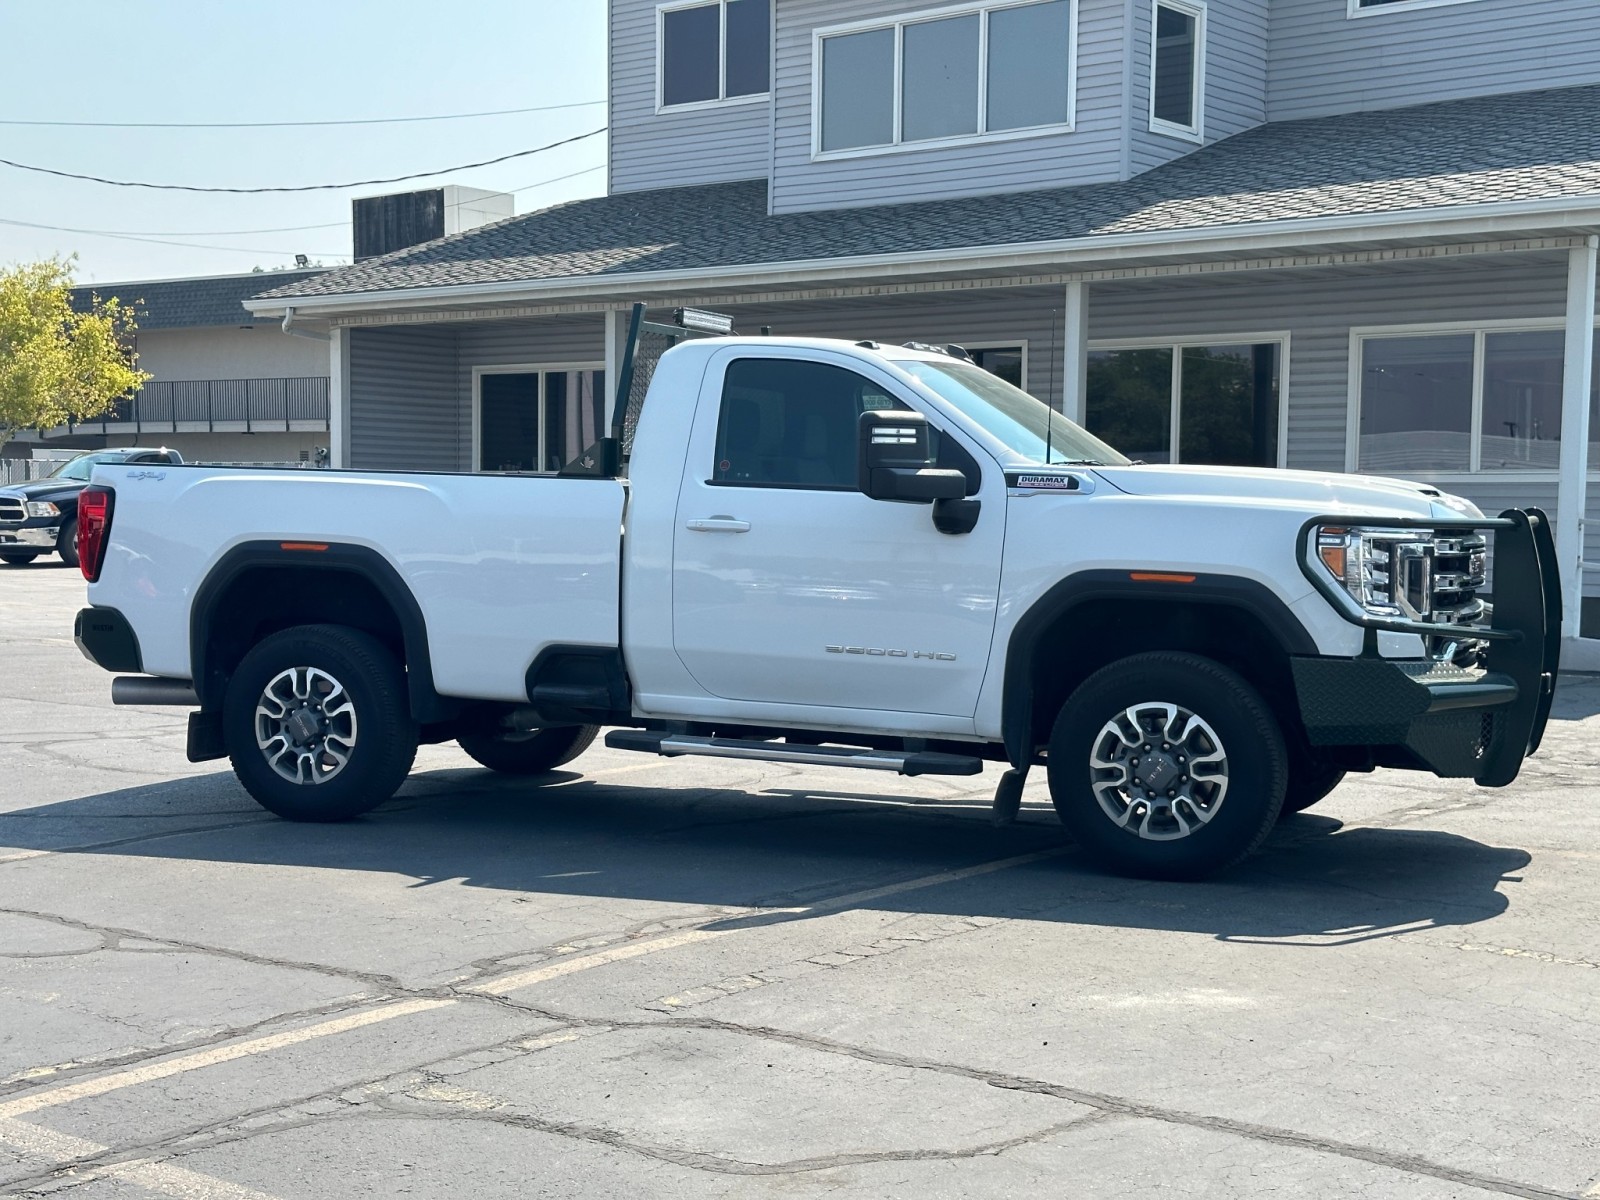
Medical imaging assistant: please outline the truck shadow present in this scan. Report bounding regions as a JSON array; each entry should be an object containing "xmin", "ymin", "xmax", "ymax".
[{"xmin": 0, "ymin": 766, "xmax": 1530, "ymax": 947}]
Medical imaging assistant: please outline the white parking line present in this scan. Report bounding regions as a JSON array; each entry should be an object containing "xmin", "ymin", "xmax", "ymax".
[
  {"xmin": 0, "ymin": 998, "xmax": 452, "ymax": 1121},
  {"xmin": 0, "ymin": 1117, "xmax": 280, "ymax": 1200}
]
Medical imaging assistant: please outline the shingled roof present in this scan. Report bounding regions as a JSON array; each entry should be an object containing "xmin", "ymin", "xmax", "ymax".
[
  {"xmin": 72, "ymin": 269, "xmax": 328, "ymax": 329},
  {"xmin": 256, "ymin": 83, "xmax": 1600, "ymax": 304}
]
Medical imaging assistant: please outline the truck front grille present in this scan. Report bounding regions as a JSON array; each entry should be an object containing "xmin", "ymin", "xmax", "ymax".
[{"xmin": 0, "ymin": 499, "xmax": 24, "ymax": 525}]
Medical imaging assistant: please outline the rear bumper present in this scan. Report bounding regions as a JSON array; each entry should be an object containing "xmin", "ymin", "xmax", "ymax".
[
  {"xmin": 1291, "ymin": 508, "xmax": 1560, "ymax": 786},
  {"xmin": 74, "ymin": 606, "xmax": 143, "ymax": 673}
]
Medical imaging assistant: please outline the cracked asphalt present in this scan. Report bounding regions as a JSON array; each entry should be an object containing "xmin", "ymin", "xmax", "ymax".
[{"xmin": 2, "ymin": 563, "xmax": 1599, "ymax": 1198}]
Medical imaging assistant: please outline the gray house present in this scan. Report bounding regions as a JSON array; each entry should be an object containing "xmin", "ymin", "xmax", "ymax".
[{"xmin": 246, "ymin": 0, "xmax": 1600, "ymax": 643}]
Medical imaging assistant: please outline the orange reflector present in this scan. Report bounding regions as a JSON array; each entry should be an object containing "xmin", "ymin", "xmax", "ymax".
[
  {"xmin": 280, "ymin": 542, "xmax": 329, "ymax": 552},
  {"xmin": 1318, "ymin": 544, "xmax": 1347, "ymax": 579},
  {"xmin": 1129, "ymin": 572, "xmax": 1196, "ymax": 584}
]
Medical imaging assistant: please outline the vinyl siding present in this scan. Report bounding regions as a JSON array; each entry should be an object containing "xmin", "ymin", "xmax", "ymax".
[
  {"xmin": 348, "ymin": 327, "xmax": 460, "ymax": 472},
  {"xmin": 1128, "ymin": 0, "xmax": 1268, "ymax": 175},
  {"xmin": 609, "ymin": 0, "xmax": 772, "ymax": 194},
  {"xmin": 1087, "ymin": 252, "xmax": 1600, "ymax": 589},
  {"xmin": 1267, "ymin": 0, "xmax": 1600, "ymax": 121},
  {"xmin": 715, "ymin": 287, "xmax": 1069, "ymax": 408},
  {"xmin": 769, "ymin": 0, "xmax": 1128, "ymax": 215}
]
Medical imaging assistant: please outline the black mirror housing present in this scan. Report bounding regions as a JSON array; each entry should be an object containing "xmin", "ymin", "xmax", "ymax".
[{"xmin": 858, "ymin": 410, "xmax": 968, "ymax": 502}]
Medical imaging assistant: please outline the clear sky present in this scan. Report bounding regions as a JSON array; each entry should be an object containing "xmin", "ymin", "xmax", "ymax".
[{"xmin": 0, "ymin": 0, "xmax": 608, "ymax": 284}]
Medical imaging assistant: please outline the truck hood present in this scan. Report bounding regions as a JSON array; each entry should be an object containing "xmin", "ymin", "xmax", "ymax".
[
  {"xmin": 1089, "ymin": 464, "xmax": 1481, "ymax": 519},
  {"xmin": 0, "ymin": 480, "xmax": 81, "ymax": 504}
]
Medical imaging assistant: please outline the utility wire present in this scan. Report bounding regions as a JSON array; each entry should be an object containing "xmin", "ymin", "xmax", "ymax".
[
  {"xmin": 0, "ymin": 101, "xmax": 606, "ymax": 129},
  {"xmin": 0, "ymin": 165, "xmax": 606, "ymax": 244},
  {"xmin": 0, "ymin": 128, "xmax": 606, "ymax": 193},
  {"xmin": 0, "ymin": 218, "xmax": 348, "ymax": 257}
]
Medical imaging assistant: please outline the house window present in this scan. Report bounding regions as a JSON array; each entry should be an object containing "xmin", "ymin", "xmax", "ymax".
[
  {"xmin": 475, "ymin": 366, "xmax": 605, "ymax": 473},
  {"xmin": 660, "ymin": 0, "xmax": 770, "ymax": 110},
  {"xmin": 1349, "ymin": 0, "xmax": 1486, "ymax": 16},
  {"xmin": 1086, "ymin": 340, "xmax": 1282, "ymax": 467},
  {"xmin": 1149, "ymin": 0, "xmax": 1203, "ymax": 140},
  {"xmin": 816, "ymin": 1, "xmax": 1074, "ymax": 156},
  {"xmin": 1356, "ymin": 327, "xmax": 1600, "ymax": 475},
  {"xmin": 967, "ymin": 345, "xmax": 1027, "ymax": 390}
]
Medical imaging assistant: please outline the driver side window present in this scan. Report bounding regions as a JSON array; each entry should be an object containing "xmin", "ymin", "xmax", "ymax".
[{"xmin": 711, "ymin": 358, "xmax": 901, "ymax": 490}]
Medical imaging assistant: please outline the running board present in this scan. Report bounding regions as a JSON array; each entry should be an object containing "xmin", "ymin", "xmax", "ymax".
[{"xmin": 604, "ymin": 730, "xmax": 983, "ymax": 777}]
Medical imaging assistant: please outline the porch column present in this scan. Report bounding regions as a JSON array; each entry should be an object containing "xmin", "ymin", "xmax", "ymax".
[
  {"xmin": 603, "ymin": 308, "xmax": 622, "ymax": 432},
  {"xmin": 1061, "ymin": 281, "xmax": 1089, "ymax": 421},
  {"xmin": 1556, "ymin": 236, "xmax": 1598, "ymax": 639},
  {"xmin": 328, "ymin": 326, "xmax": 352, "ymax": 469}
]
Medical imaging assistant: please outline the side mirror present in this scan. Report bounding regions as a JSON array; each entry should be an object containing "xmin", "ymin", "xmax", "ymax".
[{"xmin": 857, "ymin": 410, "xmax": 967, "ymax": 503}]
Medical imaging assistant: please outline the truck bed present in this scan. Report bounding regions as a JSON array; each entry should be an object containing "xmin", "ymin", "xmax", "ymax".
[{"xmin": 88, "ymin": 464, "xmax": 626, "ymax": 703}]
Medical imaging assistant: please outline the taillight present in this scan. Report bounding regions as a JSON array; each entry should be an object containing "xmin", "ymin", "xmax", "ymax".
[{"xmin": 78, "ymin": 486, "xmax": 115, "ymax": 583}]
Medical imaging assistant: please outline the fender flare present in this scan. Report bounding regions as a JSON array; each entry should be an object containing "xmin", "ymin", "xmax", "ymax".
[
  {"xmin": 189, "ymin": 540, "xmax": 445, "ymax": 721},
  {"xmin": 1000, "ymin": 569, "xmax": 1318, "ymax": 767}
]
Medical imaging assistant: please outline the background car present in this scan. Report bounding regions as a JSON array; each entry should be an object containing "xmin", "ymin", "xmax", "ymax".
[{"xmin": 0, "ymin": 448, "xmax": 183, "ymax": 567}]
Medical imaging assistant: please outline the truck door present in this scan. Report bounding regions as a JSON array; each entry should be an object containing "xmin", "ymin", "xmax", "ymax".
[{"xmin": 670, "ymin": 349, "xmax": 1005, "ymax": 721}]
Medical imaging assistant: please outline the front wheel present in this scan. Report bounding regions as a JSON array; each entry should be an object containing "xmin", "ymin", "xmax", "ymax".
[
  {"xmin": 456, "ymin": 722, "xmax": 598, "ymax": 775},
  {"xmin": 1047, "ymin": 652, "xmax": 1287, "ymax": 880},
  {"xmin": 223, "ymin": 624, "xmax": 418, "ymax": 821},
  {"xmin": 57, "ymin": 519, "xmax": 79, "ymax": 568}
]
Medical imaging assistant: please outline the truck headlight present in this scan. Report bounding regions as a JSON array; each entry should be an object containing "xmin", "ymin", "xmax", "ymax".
[
  {"xmin": 1313, "ymin": 525, "xmax": 1438, "ymax": 620},
  {"xmin": 25, "ymin": 501, "xmax": 60, "ymax": 519}
]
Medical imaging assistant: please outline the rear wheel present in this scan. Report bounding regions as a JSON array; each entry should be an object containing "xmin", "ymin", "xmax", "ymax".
[
  {"xmin": 1047, "ymin": 652, "xmax": 1287, "ymax": 880},
  {"xmin": 57, "ymin": 519, "xmax": 79, "ymax": 568},
  {"xmin": 0, "ymin": 553, "xmax": 39, "ymax": 566},
  {"xmin": 457, "ymin": 722, "xmax": 599, "ymax": 775},
  {"xmin": 223, "ymin": 624, "xmax": 418, "ymax": 821}
]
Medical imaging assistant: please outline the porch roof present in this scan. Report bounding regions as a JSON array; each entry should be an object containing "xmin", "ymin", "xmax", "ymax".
[{"xmin": 252, "ymin": 83, "xmax": 1600, "ymax": 311}]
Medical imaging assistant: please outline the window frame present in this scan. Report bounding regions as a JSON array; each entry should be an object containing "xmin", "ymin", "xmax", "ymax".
[
  {"xmin": 810, "ymin": 0, "xmax": 1078, "ymax": 162},
  {"xmin": 471, "ymin": 361, "xmax": 606, "ymax": 475},
  {"xmin": 1147, "ymin": 0, "xmax": 1205, "ymax": 143},
  {"xmin": 1347, "ymin": 0, "xmax": 1487, "ymax": 19},
  {"xmin": 656, "ymin": 0, "xmax": 770, "ymax": 115},
  {"xmin": 1085, "ymin": 332, "xmax": 1291, "ymax": 467},
  {"xmin": 1347, "ymin": 319, "xmax": 1600, "ymax": 481}
]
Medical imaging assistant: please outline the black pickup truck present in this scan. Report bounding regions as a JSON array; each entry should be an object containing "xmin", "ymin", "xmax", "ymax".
[{"xmin": 0, "ymin": 448, "xmax": 182, "ymax": 567}]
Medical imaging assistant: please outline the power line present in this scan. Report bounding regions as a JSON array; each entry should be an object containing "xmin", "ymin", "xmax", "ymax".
[
  {"xmin": 0, "ymin": 101, "xmax": 606, "ymax": 129},
  {"xmin": 0, "ymin": 164, "xmax": 604, "ymax": 241},
  {"xmin": 0, "ymin": 128, "xmax": 606, "ymax": 194},
  {"xmin": 0, "ymin": 217, "xmax": 348, "ymax": 257}
]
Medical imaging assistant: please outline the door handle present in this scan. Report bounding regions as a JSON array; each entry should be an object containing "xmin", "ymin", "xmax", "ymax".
[{"xmin": 685, "ymin": 517, "xmax": 751, "ymax": 533}]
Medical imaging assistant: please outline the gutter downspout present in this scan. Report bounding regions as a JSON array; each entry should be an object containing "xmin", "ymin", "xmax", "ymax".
[{"xmin": 281, "ymin": 305, "xmax": 331, "ymax": 343}]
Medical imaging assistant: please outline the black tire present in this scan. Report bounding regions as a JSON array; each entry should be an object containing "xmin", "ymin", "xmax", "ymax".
[
  {"xmin": 57, "ymin": 519, "xmax": 79, "ymax": 569},
  {"xmin": 223, "ymin": 624, "xmax": 418, "ymax": 822},
  {"xmin": 0, "ymin": 553, "xmax": 39, "ymax": 565},
  {"xmin": 1280, "ymin": 762, "xmax": 1346, "ymax": 816},
  {"xmin": 1047, "ymin": 652, "xmax": 1288, "ymax": 881},
  {"xmin": 457, "ymin": 723, "xmax": 599, "ymax": 775}
]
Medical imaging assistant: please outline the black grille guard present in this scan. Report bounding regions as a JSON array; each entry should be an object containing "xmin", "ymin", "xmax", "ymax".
[{"xmin": 1296, "ymin": 508, "xmax": 1562, "ymax": 780}]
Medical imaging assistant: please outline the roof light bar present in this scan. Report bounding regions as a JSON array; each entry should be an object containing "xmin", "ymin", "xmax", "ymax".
[{"xmin": 674, "ymin": 307, "xmax": 735, "ymax": 335}]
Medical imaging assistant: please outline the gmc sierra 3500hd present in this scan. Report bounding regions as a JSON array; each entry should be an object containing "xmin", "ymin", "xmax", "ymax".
[{"xmin": 71, "ymin": 307, "xmax": 1560, "ymax": 880}]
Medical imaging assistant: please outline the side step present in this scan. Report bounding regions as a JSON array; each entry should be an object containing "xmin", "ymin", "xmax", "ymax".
[{"xmin": 604, "ymin": 730, "xmax": 983, "ymax": 777}]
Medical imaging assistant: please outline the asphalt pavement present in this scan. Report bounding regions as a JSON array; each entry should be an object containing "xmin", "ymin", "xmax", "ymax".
[{"xmin": 2, "ymin": 560, "xmax": 1598, "ymax": 1198}]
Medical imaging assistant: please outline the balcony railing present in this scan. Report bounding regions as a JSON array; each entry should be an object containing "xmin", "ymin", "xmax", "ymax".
[{"xmin": 63, "ymin": 377, "xmax": 330, "ymax": 434}]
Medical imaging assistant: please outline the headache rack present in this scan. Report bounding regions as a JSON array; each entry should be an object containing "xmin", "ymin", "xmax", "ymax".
[{"xmin": 556, "ymin": 302, "xmax": 740, "ymax": 480}]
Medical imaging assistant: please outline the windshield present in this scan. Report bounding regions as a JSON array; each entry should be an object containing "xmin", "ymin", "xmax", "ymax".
[
  {"xmin": 48, "ymin": 452, "xmax": 129, "ymax": 483},
  {"xmin": 897, "ymin": 360, "xmax": 1130, "ymax": 467}
]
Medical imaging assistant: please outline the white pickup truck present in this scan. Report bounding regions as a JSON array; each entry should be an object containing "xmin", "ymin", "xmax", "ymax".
[{"xmin": 72, "ymin": 309, "xmax": 1560, "ymax": 879}]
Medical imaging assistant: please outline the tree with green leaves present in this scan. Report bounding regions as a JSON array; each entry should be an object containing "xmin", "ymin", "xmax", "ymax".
[{"xmin": 0, "ymin": 257, "xmax": 147, "ymax": 455}]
